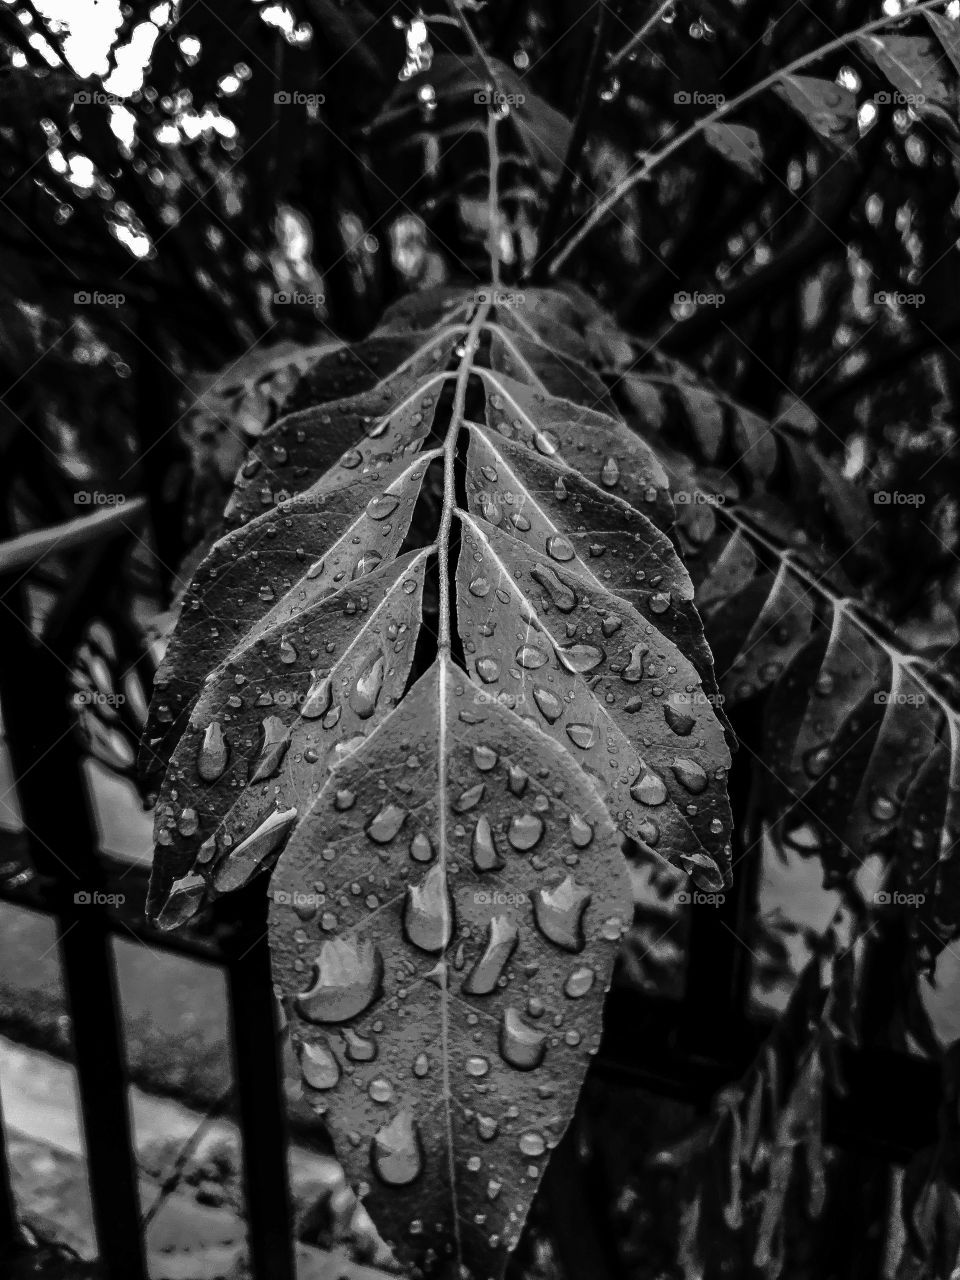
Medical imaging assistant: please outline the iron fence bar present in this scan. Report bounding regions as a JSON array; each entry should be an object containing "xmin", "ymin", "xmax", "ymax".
[
  {"xmin": 0, "ymin": 566, "xmax": 149, "ymax": 1280},
  {"xmin": 226, "ymin": 926, "xmax": 296, "ymax": 1280}
]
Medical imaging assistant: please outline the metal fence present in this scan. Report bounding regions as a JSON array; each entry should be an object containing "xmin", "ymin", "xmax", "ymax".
[{"xmin": 0, "ymin": 529, "xmax": 943, "ymax": 1280}]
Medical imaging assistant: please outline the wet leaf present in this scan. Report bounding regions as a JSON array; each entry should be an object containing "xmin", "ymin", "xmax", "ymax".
[
  {"xmin": 773, "ymin": 74, "xmax": 859, "ymax": 148},
  {"xmin": 704, "ymin": 121, "xmax": 764, "ymax": 178}
]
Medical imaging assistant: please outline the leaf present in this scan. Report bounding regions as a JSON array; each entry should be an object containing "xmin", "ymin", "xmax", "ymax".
[
  {"xmin": 144, "ymin": 285, "xmax": 734, "ymax": 1274},
  {"xmin": 927, "ymin": 11, "xmax": 960, "ymax": 79},
  {"xmin": 858, "ymin": 33, "xmax": 958, "ymax": 132},
  {"xmin": 269, "ymin": 656, "xmax": 632, "ymax": 1275},
  {"xmin": 704, "ymin": 121, "xmax": 764, "ymax": 178},
  {"xmin": 773, "ymin": 75, "xmax": 859, "ymax": 148}
]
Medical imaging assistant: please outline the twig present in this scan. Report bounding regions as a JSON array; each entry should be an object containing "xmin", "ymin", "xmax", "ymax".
[
  {"xmin": 547, "ymin": 0, "xmax": 950, "ymax": 275},
  {"xmin": 0, "ymin": 497, "xmax": 148, "ymax": 577},
  {"xmin": 533, "ymin": 0, "xmax": 609, "ymax": 278},
  {"xmin": 487, "ymin": 107, "xmax": 502, "ymax": 286},
  {"xmin": 606, "ymin": 0, "xmax": 674, "ymax": 71}
]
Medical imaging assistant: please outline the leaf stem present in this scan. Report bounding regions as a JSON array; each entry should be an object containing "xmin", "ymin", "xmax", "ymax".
[
  {"xmin": 547, "ymin": 0, "xmax": 949, "ymax": 275},
  {"xmin": 487, "ymin": 106, "xmax": 501, "ymax": 287},
  {"xmin": 436, "ymin": 302, "xmax": 491, "ymax": 653},
  {"xmin": 0, "ymin": 497, "xmax": 148, "ymax": 577}
]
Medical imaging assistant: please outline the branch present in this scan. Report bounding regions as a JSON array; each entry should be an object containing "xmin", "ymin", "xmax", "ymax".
[
  {"xmin": 605, "ymin": 0, "xmax": 673, "ymax": 71},
  {"xmin": 546, "ymin": 0, "xmax": 950, "ymax": 276},
  {"xmin": 533, "ymin": 0, "xmax": 609, "ymax": 279}
]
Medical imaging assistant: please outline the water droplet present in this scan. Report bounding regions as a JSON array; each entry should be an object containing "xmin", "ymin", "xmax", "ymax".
[
  {"xmin": 198, "ymin": 722, "xmax": 229, "ymax": 781},
  {"xmin": 455, "ymin": 783, "xmax": 485, "ymax": 812},
  {"xmin": 565, "ymin": 723, "xmax": 596, "ymax": 750},
  {"xmin": 476, "ymin": 656, "xmax": 500, "ymax": 683},
  {"xmin": 472, "ymin": 815, "xmax": 504, "ymax": 871},
  {"xmin": 519, "ymin": 1132, "xmax": 546, "ymax": 1157},
  {"xmin": 299, "ymin": 1039, "xmax": 340, "ymax": 1090},
  {"xmin": 366, "ymin": 803, "xmax": 406, "ymax": 843},
  {"xmin": 486, "ymin": 1178, "xmax": 502, "ymax": 1200},
  {"xmin": 664, "ymin": 705, "xmax": 695, "ymax": 736},
  {"xmin": 510, "ymin": 513, "xmax": 531, "ymax": 531},
  {"xmin": 296, "ymin": 936, "xmax": 383, "ymax": 1023},
  {"xmin": 301, "ymin": 673, "xmax": 332, "ymax": 719},
  {"xmin": 249, "ymin": 715, "xmax": 290, "ymax": 782},
  {"xmin": 556, "ymin": 643, "xmax": 605, "ymax": 674},
  {"xmin": 516, "ymin": 645, "xmax": 548, "ymax": 670},
  {"xmin": 369, "ymin": 1077, "xmax": 394, "ymax": 1104},
  {"xmin": 473, "ymin": 745, "xmax": 498, "ymax": 771},
  {"xmin": 869, "ymin": 792, "xmax": 898, "ymax": 822},
  {"xmin": 216, "ymin": 806, "xmax": 298, "ymax": 892},
  {"xmin": 410, "ymin": 832, "xmax": 434, "ymax": 863},
  {"xmin": 600, "ymin": 457, "xmax": 620, "ymax": 487},
  {"xmin": 499, "ymin": 1007, "xmax": 547, "ymax": 1070},
  {"xmin": 156, "ymin": 874, "xmax": 205, "ymax": 930},
  {"xmin": 568, "ymin": 814, "xmax": 593, "ymax": 848},
  {"xmin": 403, "ymin": 864, "xmax": 454, "ymax": 953},
  {"xmin": 535, "ymin": 430, "xmax": 559, "ymax": 456},
  {"xmin": 631, "ymin": 768, "xmax": 667, "ymax": 806},
  {"xmin": 477, "ymin": 1115, "xmax": 498, "ymax": 1141},
  {"xmin": 649, "ymin": 592, "xmax": 671, "ymax": 615},
  {"xmin": 353, "ymin": 549, "xmax": 383, "ymax": 579},
  {"xmin": 350, "ymin": 654, "xmax": 384, "ymax": 719},
  {"xmin": 532, "ymin": 686, "xmax": 564, "ymax": 724},
  {"xmin": 306, "ymin": 558, "xmax": 325, "ymax": 579},
  {"xmin": 508, "ymin": 813, "xmax": 544, "ymax": 851},
  {"xmin": 531, "ymin": 565, "xmax": 576, "ymax": 613},
  {"xmin": 367, "ymin": 493, "xmax": 399, "ymax": 520},
  {"xmin": 370, "ymin": 1110, "xmax": 422, "ymax": 1186},
  {"xmin": 335, "ymin": 788, "xmax": 356, "ymax": 811},
  {"xmin": 508, "ymin": 765, "xmax": 528, "ymax": 796},
  {"xmin": 533, "ymin": 876, "xmax": 591, "ymax": 951},
  {"xmin": 671, "ymin": 758, "xmax": 708, "ymax": 794},
  {"xmin": 177, "ymin": 808, "xmax": 198, "ymax": 837},
  {"xmin": 343, "ymin": 1027, "xmax": 377, "ymax": 1062},
  {"xmin": 469, "ymin": 575, "xmax": 491, "ymax": 598},
  {"xmin": 546, "ymin": 535, "xmax": 575, "ymax": 563},
  {"xmin": 466, "ymin": 1055, "xmax": 490, "ymax": 1077},
  {"xmin": 413, "ymin": 1052, "xmax": 430, "ymax": 1077},
  {"xmin": 464, "ymin": 915, "xmax": 519, "ymax": 995},
  {"xmin": 564, "ymin": 965, "xmax": 596, "ymax": 998},
  {"xmin": 279, "ymin": 637, "xmax": 298, "ymax": 664}
]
